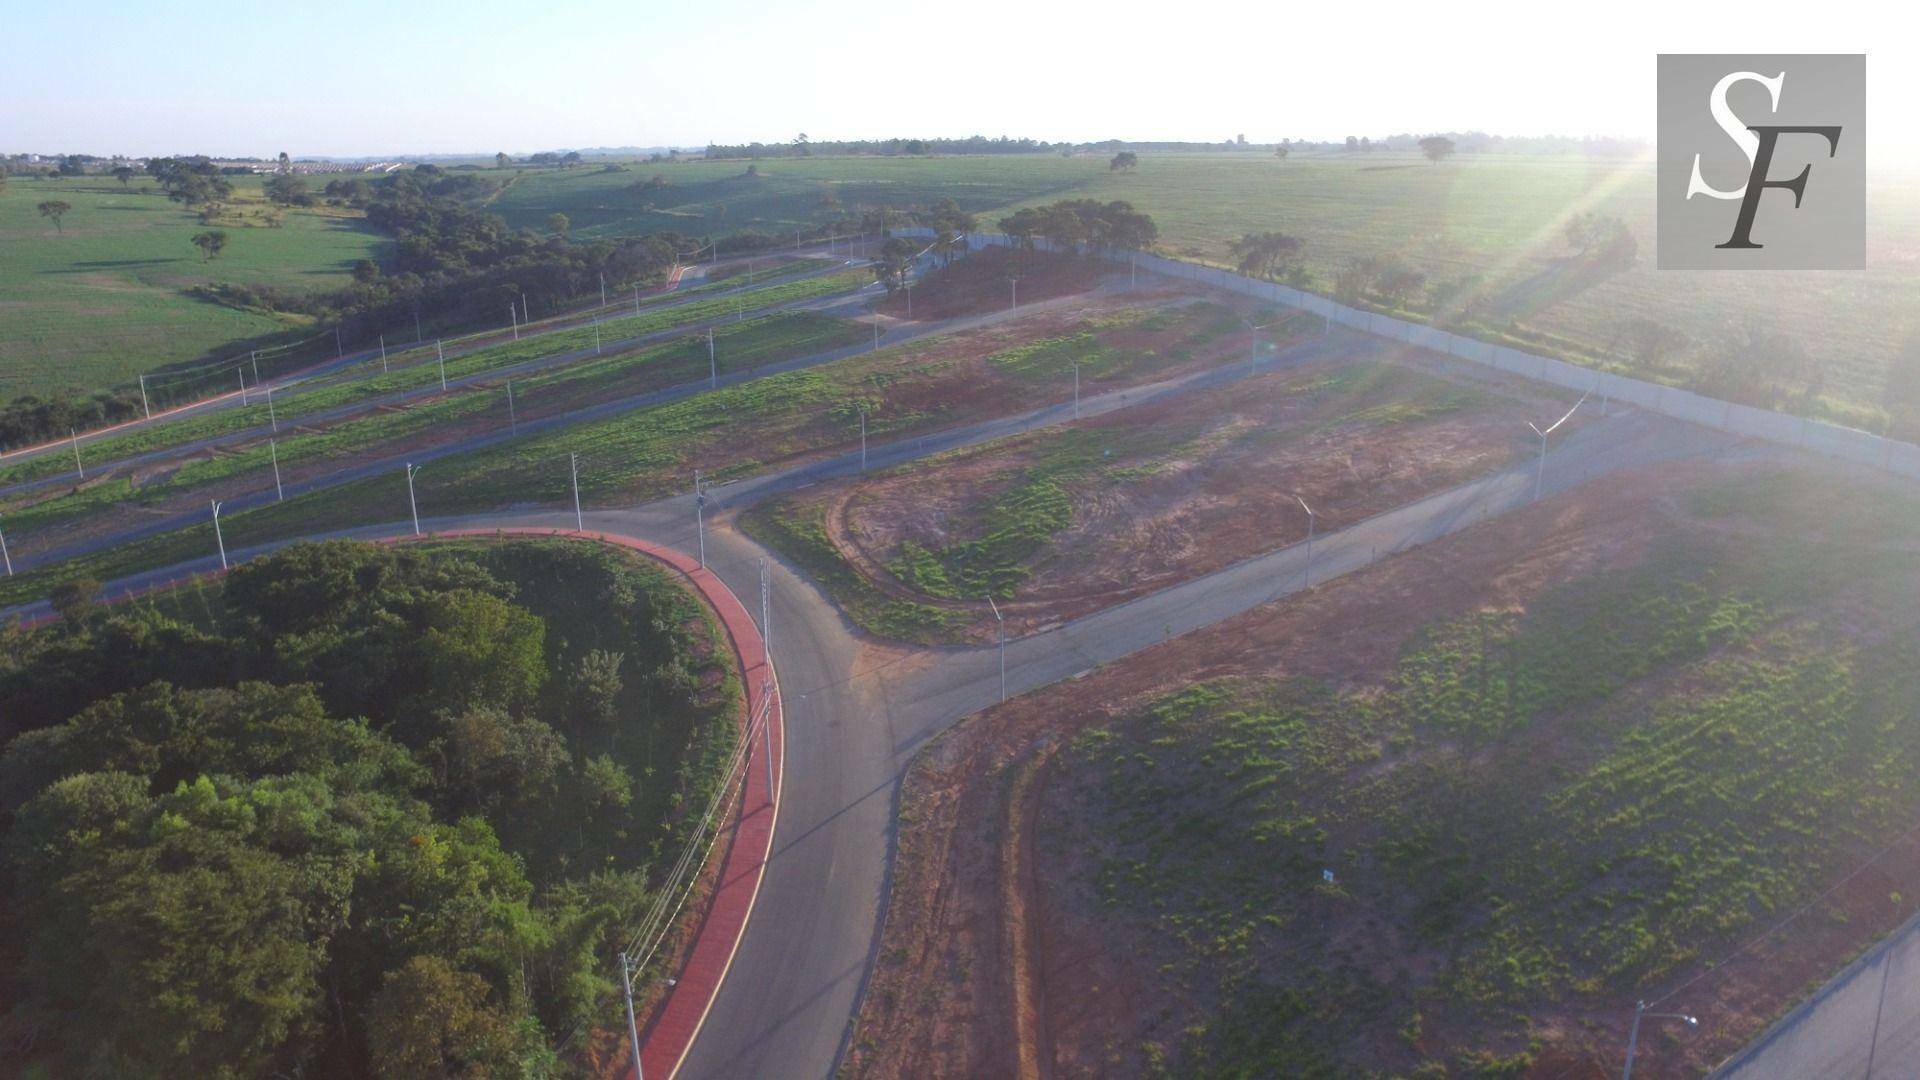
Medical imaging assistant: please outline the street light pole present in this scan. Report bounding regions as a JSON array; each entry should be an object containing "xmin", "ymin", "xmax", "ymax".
[
  {"xmin": 379, "ymin": 333, "xmax": 388, "ymax": 373},
  {"xmin": 1009, "ymin": 277, "xmax": 1018, "ymax": 311},
  {"xmin": 569, "ymin": 452, "xmax": 583, "ymax": 530},
  {"xmin": 1297, "ymin": 496, "xmax": 1316, "ymax": 586},
  {"xmin": 506, "ymin": 382, "xmax": 518, "ymax": 435},
  {"xmin": 510, "ymin": 304, "xmax": 519, "ymax": 340},
  {"xmin": 1527, "ymin": 389, "xmax": 1591, "ymax": 503},
  {"xmin": 987, "ymin": 596, "xmax": 1006, "ymax": 701},
  {"xmin": 138, "ymin": 374, "xmax": 151, "ymax": 419},
  {"xmin": 709, "ymin": 328, "xmax": 717, "ymax": 388},
  {"xmin": 269, "ymin": 438, "xmax": 283, "ymax": 501},
  {"xmin": 859, "ymin": 408, "xmax": 868, "ymax": 471},
  {"xmin": 436, "ymin": 341, "xmax": 448, "ymax": 391},
  {"xmin": 210, "ymin": 499, "xmax": 228, "ymax": 570},
  {"xmin": 405, "ymin": 463, "xmax": 421, "ymax": 536},
  {"xmin": 70, "ymin": 429, "xmax": 84, "ymax": 480},
  {"xmin": 1622, "ymin": 1001, "xmax": 1697, "ymax": 1080},
  {"xmin": 0, "ymin": 520, "xmax": 12, "ymax": 576},
  {"xmin": 620, "ymin": 953, "xmax": 645, "ymax": 1080},
  {"xmin": 266, "ymin": 387, "xmax": 277, "ymax": 433},
  {"xmin": 1073, "ymin": 360, "xmax": 1080, "ymax": 419}
]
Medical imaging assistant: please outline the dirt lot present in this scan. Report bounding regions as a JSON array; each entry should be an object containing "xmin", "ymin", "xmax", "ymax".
[
  {"xmin": 765, "ymin": 354, "xmax": 1582, "ymax": 643},
  {"xmin": 879, "ymin": 247, "xmax": 1112, "ymax": 322},
  {"xmin": 844, "ymin": 456, "xmax": 1920, "ymax": 1079}
]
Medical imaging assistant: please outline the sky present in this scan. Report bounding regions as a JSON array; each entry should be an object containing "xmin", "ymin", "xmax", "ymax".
[{"xmin": 0, "ymin": 0, "xmax": 1909, "ymax": 159}]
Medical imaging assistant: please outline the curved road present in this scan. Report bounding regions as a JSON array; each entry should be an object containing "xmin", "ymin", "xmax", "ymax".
[{"xmin": 4, "ymin": 380, "xmax": 1731, "ymax": 1077}]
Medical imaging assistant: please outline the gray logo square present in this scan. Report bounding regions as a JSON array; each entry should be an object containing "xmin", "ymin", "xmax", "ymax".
[{"xmin": 1658, "ymin": 54, "xmax": 1864, "ymax": 270}]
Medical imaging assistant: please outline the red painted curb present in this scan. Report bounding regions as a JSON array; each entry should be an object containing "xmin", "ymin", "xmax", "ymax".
[{"xmin": 413, "ymin": 528, "xmax": 781, "ymax": 1080}]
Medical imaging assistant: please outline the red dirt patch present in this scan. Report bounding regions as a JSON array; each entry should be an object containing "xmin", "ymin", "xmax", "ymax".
[
  {"xmin": 879, "ymin": 247, "xmax": 1110, "ymax": 322},
  {"xmin": 843, "ymin": 457, "xmax": 1920, "ymax": 1079}
]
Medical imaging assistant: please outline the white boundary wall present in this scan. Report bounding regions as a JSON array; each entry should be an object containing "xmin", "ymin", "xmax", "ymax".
[{"xmin": 892, "ymin": 228, "xmax": 1920, "ymax": 481}]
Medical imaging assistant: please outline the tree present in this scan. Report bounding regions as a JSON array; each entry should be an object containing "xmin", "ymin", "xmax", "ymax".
[
  {"xmin": 1345, "ymin": 136, "xmax": 1359, "ymax": 151},
  {"xmin": 366, "ymin": 956, "xmax": 538, "ymax": 1079},
  {"xmin": 1109, "ymin": 151, "xmax": 1139, "ymax": 172},
  {"xmin": 495, "ymin": 151, "xmax": 511, "ymax": 169},
  {"xmin": 873, "ymin": 236, "xmax": 916, "ymax": 293},
  {"xmin": 277, "ymin": 151, "xmax": 291, "ymax": 173},
  {"xmin": 562, "ymin": 151, "xmax": 583, "ymax": 169},
  {"xmin": 48, "ymin": 577, "xmax": 100, "ymax": 624},
  {"xmin": 1419, "ymin": 136, "xmax": 1457, "ymax": 164},
  {"xmin": 1565, "ymin": 212, "xmax": 1638, "ymax": 267},
  {"xmin": 263, "ymin": 172, "xmax": 310, "ymax": 206},
  {"xmin": 563, "ymin": 649, "xmax": 625, "ymax": 746},
  {"xmin": 37, "ymin": 199, "xmax": 72, "ymax": 233},
  {"xmin": 431, "ymin": 704, "xmax": 567, "ymax": 816},
  {"xmin": 190, "ymin": 230, "xmax": 228, "ymax": 261},
  {"xmin": 1275, "ymin": 144, "xmax": 1290, "ymax": 160},
  {"xmin": 546, "ymin": 212, "xmax": 570, "ymax": 236},
  {"xmin": 1621, "ymin": 318, "xmax": 1690, "ymax": 376},
  {"xmin": 352, "ymin": 258, "xmax": 380, "ymax": 283},
  {"xmin": 1374, "ymin": 262, "xmax": 1428, "ymax": 307},
  {"xmin": 1231, "ymin": 232, "xmax": 1303, "ymax": 279},
  {"xmin": 112, "ymin": 166, "xmax": 135, "ymax": 187}
]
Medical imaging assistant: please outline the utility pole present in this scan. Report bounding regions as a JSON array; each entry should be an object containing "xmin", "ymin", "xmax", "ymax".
[
  {"xmin": 634, "ymin": 284, "xmax": 642, "ymax": 317},
  {"xmin": 239, "ymin": 368, "xmax": 249, "ymax": 406},
  {"xmin": 0, "ymin": 520, "xmax": 12, "ymax": 576},
  {"xmin": 1296, "ymin": 496, "xmax": 1317, "ymax": 586},
  {"xmin": 70, "ymin": 429, "xmax": 84, "ymax": 479},
  {"xmin": 1072, "ymin": 360, "xmax": 1080, "ymax": 419},
  {"xmin": 1009, "ymin": 277, "xmax": 1018, "ymax": 311},
  {"xmin": 138, "ymin": 374, "xmax": 151, "ymax": 419},
  {"xmin": 523, "ymin": 295, "xmax": 530, "ymax": 326},
  {"xmin": 759, "ymin": 557, "xmax": 771, "ymax": 666},
  {"xmin": 569, "ymin": 452, "xmax": 583, "ymax": 530},
  {"xmin": 507, "ymin": 382, "xmax": 518, "ymax": 435},
  {"xmin": 859, "ymin": 408, "xmax": 868, "ymax": 470},
  {"xmin": 269, "ymin": 438, "xmax": 284, "ymax": 501},
  {"xmin": 987, "ymin": 596, "xmax": 1006, "ymax": 701},
  {"xmin": 510, "ymin": 304, "xmax": 519, "ymax": 340},
  {"xmin": 379, "ymin": 333, "xmax": 388, "ymax": 373},
  {"xmin": 436, "ymin": 341, "xmax": 447, "ymax": 391},
  {"xmin": 210, "ymin": 499, "xmax": 228, "ymax": 570},
  {"xmin": 708, "ymin": 328, "xmax": 718, "ymax": 388},
  {"xmin": 1529, "ymin": 423, "xmax": 1548, "ymax": 501},
  {"xmin": 594, "ymin": 318, "xmax": 603, "ymax": 356},
  {"xmin": 266, "ymin": 388, "xmax": 277, "ymax": 433},
  {"xmin": 333, "ymin": 326, "xmax": 343, "ymax": 359},
  {"xmin": 405, "ymin": 463, "xmax": 421, "ymax": 536},
  {"xmin": 620, "ymin": 953, "xmax": 645, "ymax": 1080},
  {"xmin": 599, "ymin": 271, "xmax": 607, "ymax": 308},
  {"xmin": 251, "ymin": 351, "xmax": 261, "ymax": 388}
]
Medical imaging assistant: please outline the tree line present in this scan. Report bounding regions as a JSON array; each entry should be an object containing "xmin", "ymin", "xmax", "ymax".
[{"xmin": 0, "ymin": 539, "xmax": 733, "ymax": 1077}]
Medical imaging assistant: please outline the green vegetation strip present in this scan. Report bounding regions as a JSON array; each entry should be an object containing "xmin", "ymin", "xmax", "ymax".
[
  {"xmin": 0, "ymin": 268, "xmax": 869, "ymax": 492},
  {"xmin": 0, "ymin": 305, "xmax": 1220, "ymax": 609},
  {"xmin": 2, "ymin": 311, "xmax": 863, "ymax": 539}
]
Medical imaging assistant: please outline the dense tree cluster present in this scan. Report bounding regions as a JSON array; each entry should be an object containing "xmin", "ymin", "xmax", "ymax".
[
  {"xmin": 998, "ymin": 199, "xmax": 1158, "ymax": 254},
  {"xmin": 0, "ymin": 539, "xmax": 732, "ymax": 1077}
]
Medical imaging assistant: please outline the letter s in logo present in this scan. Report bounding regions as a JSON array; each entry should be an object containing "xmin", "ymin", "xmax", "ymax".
[{"xmin": 1687, "ymin": 70, "xmax": 1785, "ymax": 201}]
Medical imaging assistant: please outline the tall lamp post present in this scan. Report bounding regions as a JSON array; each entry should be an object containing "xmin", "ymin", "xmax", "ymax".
[
  {"xmin": 1622, "ymin": 1001, "xmax": 1697, "ymax": 1080},
  {"xmin": 210, "ymin": 500, "xmax": 228, "ymax": 570},
  {"xmin": 987, "ymin": 596, "xmax": 1006, "ymax": 702},
  {"xmin": 1527, "ymin": 388, "xmax": 1590, "ymax": 502},
  {"xmin": 1296, "ymin": 496, "xmax": 1317, "ymax": 586},
  {"xmin": 404, "ymin": 463, "xmax": 421, "ymax": 536}
]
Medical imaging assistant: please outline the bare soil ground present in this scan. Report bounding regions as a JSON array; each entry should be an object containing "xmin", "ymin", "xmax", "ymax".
[
  {"xmin": 879, "ymin": 247, "xmax": 1111, "ymax": 322},
  {"xmin": 785, "ymin": 353, "xmax": 1581, "ymax": 643},
  {"xmin": 844, "ymin": 456, "xmax": 1920, "ymax": 1079}
]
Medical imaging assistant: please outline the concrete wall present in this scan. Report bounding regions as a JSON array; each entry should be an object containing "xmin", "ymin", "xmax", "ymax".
[{"xmin": 890, "ymin": 228, "xmax": 1918, "ymax": 481}]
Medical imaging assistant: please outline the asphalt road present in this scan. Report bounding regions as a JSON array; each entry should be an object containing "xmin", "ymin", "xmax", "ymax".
[
  {"xmin": 0, "ymin": 253, "xmax": 865, "ymax": 497},
  {"xmin": 6, "ymin": 270, "xmax": 1199, "ymax": 575},
  {"xmin": 5, "ymin": 374, "xmax": 1732, "ymax": 1079},
  {"xmin": 1715, "ymin": 908, "xmax": 1920, "ymax": 1078}
]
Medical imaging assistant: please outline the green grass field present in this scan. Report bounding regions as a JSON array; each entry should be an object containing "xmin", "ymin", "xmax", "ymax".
[
  {"xmin": 0, "ymin": 175, "xmax": 388, "ymax": 401},
  {"xmin": 486, "ymin": 157, "xmax": 1087, "ymax": 240}
]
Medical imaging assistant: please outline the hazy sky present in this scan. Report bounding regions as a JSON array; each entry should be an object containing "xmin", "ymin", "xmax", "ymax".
[{"xmin": 0, "ymin": 0, "xmax": 1905, "ymax": 158}]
